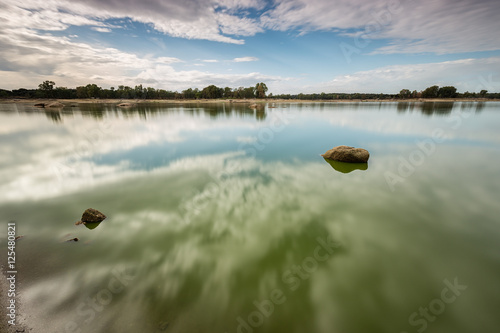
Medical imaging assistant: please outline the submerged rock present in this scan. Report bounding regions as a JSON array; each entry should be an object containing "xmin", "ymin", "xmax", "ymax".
[
  {"xmin": 117, "ymin": 102, "xmax": 135, "ymax": 107},
  {"xmin": 322, "ymin": 145, "xmax": 370, "ymax": 163},
  {"xmin": 75, "ymin": 208, "xmax": 106, "ymax": 225},
  {"xmin": 47, "ymin": 102, "xmax": 64, "ymax": 108}
]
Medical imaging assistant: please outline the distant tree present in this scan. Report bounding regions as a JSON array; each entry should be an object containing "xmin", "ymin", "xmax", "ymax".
[
  {"xmin": 76, "ymin": 86, "xmax": 88, "ymax": 98},
  {"xmin": 201, "ymin": 85, "xmax": 223, "ymax": 99},
  {"xmin": 223, "ymin": 87, "xmax": 233, "ymax": 99},
  {"xmin": 86, "ymin": 84, "xmax": 101, "ymax": 98},
  {"xmin": 479, "ymin": 89, "xmax": 488, "ymax": 98},
  {"xmin": 146, "ymin": 87, "xmax": 157, "ymax": 99},
  {"xmin": 38, "ymin": 80, "xmax": 55, "ymax": 91},
  {"xmin": 437, "ymin": 86, "xmax": 457, "ymax": 98},
  {"xmin": 255, "ymin": 82, "xmax": 268, "ymax": 98},
  {"xmin": 38, "ymin": 80, "xmax": 56, "ymax": 98},
  {"xmin": 422, "ymin": 85, "xmax": 439, "ymax": 98},
  {"xmin": 233, "ymin": 87, "xmax": 244, "ymax": 99},
  {"xmin": 243, "ymin": 86, "xmax": 256, "ymax": 98},
  {"xmin": 182, "ymin": 88, "xmax": 195, "ymax": 99},
  {"xmin": 117, "ymin": 85, "xmax": 132, "ymax": 99},
  {"xmin": 12, "ymin": 88, "xmax": 36, "ymax": 98},
  {"xmin": 0, "ymin": 89, "xmax": 11, "ymax": 98},
  {"xmin": 54, "ymin": 87, "xmax": 74, "ymax": 99},
  {"xmin": 134, "ymin": 84, "xmax": 144, "ymax": 99},
  {"xmin": 399, "ymin": 89, "xmax": 411, "ymax": 99}
]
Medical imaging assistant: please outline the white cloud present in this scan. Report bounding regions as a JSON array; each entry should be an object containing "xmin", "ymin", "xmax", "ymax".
[
  {"xmin": 0, "ymin": 0, "xmax": 260, "ymax": 44},
  {"xmin": 1, "ymin": 0, "xmax": 499, "ymax": 93},
  {"xmin": 308, "ymin": 57, "xmax": 500, "ymax": 94},
  {"xmin": 236, "ymin": 136, "xmax": 258, "ymax": 144},
  {"xmin": 2, "ymin": 0, "xmax": 500, "ymax": 55},
  {"xmin": 0, "ymin": 4, "xmax": 287, "ymax": 90},
  {"xmin": 216, "ymin": 0, "xmax": 266, "ymax": 11},
  {"xmin": 233, "ymin": 56, "xmax": 259, "ymax": 62},
  {"xmin": 136, "ymin": 64, "xmax": 285, "ymax": 91},
  {"xmin": 216, "ymin": 12, "xmax": 263, "ymax": 36},
  {"xmin": 263, "ymin": 0, "xmax": 500, "ymax": 54},
  {"xmin": 91, "ymin": 27, "xmax": 112, "ymax": 33},
  {"xmin": 157, "ymin": 57, "xmax": 183, "ymax": 64}
]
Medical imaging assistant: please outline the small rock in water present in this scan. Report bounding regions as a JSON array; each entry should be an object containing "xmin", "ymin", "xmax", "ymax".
[
  {"xmin": 322, "ymin": 145, "xmax": 370, "ymax": 163},
  {"xmin": 117, "ymin": 102, "xmax": 134, "ymax": 107},
  {"xmin": 76, "ymin": 208, "xmax": 106, "ymax": 225}
]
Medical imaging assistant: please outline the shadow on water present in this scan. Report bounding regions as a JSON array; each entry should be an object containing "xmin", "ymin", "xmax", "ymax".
[{"xmin": 323, "ymin": 158, "xmax": 368, "ymax": 174}]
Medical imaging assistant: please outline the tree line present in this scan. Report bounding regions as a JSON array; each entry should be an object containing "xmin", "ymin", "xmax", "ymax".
[
  {"xmin": 1, "ymin": 82, "xmax": 498, "ymax": 100},
  {"xmin": 273, "ymin": 85, "xmax": 499, "ymax": 100},
  {"xmin": 0, "ymin": 81, "xmax": 268, "ymax": 100}
]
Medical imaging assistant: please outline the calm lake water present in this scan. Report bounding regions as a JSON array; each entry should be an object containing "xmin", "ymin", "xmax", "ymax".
[{"xmin": 1, "ymin": 101, "xmax": 500, "ymax": 333}]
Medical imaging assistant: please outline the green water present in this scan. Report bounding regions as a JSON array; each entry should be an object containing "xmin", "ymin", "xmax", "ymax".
[{"xmin": 1, "ymin": 101, "xmax": 499, "ymax": 333}]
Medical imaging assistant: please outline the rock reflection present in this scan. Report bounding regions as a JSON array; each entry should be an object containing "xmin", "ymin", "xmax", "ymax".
[
  {"xmin": 323, "ymin": 158, "xmax": 368, "ymax": 173},
  {"xmin": 84, "ymin": 222, "xmax": 101, "ymax": 230}
]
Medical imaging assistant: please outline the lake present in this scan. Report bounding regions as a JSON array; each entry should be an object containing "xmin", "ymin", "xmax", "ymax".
[{"xmin": 1, "ymin": 101, "xmax": 499, "ymax": 333}]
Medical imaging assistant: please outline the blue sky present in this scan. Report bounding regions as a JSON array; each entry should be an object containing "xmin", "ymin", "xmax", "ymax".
[{"xmin": 1, "ymin": 0, "xmax": 500, "ymax": 94}]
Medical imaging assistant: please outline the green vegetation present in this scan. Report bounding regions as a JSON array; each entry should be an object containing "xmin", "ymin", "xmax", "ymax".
[
  {"xmin": 1, "ymin": 81, "xmax": 499, "ymax": 100},
  {"xmin": 2, "ymin": 81, "xmax": 270, "ymax": 100},
  {"xmin": 273, "ymin": 85, "xmax": 498, "ymax": 100}
]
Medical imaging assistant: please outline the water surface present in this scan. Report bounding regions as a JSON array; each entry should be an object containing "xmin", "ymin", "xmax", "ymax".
[{"xmin": 1, "ymin": 101, "xmax": 499, "ymax": 333}]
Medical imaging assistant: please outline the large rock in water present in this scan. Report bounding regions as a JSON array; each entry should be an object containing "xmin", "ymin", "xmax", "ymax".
[
  {"xmin": 76, "ymin": 208, "xmax": 106, "ymax": 225},
  {"xmin": 322, "ymin": 145, "xmax": 370, "ymax": 163}
]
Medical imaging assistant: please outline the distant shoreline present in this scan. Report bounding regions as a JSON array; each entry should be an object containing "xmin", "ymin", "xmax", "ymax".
[{"xmin": 0, "ymin": 98, "xmax": 498, "ymax": 105}]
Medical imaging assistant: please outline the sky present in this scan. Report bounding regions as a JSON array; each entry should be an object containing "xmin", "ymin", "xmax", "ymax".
[{"xmin": 1, "ymin": 0, "xmax": 500, "ymax": 94}]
